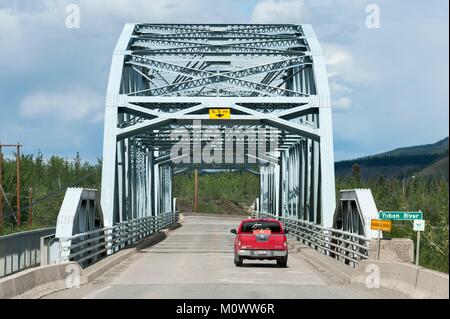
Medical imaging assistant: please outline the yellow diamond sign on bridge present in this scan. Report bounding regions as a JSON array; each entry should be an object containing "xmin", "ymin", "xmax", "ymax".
[{"xmin": 209, "ymin": 108, "xmax": 230, "ymax": 119}]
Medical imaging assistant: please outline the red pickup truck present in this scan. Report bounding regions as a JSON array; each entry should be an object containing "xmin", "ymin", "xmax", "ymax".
[{"xmin": 230, "ymin": 218, "xmax": 289, "ymax": 267}]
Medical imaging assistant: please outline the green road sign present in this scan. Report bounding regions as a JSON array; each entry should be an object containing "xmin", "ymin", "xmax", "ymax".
[{"xmin": 379, "ymin": 211, "xmax": 423, "ymax": 220}]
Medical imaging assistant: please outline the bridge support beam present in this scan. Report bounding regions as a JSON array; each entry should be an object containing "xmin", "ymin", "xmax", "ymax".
[{"xmin": 303, "ymin": 24, "xmax": 336, "ymax": 228}]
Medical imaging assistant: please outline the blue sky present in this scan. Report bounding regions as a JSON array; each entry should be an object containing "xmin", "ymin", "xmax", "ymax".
[{"xmin": 0, "ymin": 0, "xmax": 448, "ymax": 162}]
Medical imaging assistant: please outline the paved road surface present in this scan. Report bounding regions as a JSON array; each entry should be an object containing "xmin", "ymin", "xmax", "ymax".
[{"xmin": 44, "ymin": 215, "xmax": 407, "ymax": 299}]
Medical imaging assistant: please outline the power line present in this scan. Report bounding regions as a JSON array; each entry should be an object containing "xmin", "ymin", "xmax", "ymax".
[
  {"xmin": 1, "ymin": 171, "xmax": 99, "ymax": 225},
  {"xmin": 18, "ymin": 171, "xmax": 99, "ymax": 214},
  {"xmin": 2, "ymin": 192, "xmax": 33, "ymax": 199},
  {"xmin": 0, "ymin": 184, "xmax": 18, "ymax": 224}
]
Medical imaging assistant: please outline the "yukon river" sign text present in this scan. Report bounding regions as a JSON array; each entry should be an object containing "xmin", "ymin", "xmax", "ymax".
[{"xmin": 379, "ymin": 211, "xmax": 423, "ymax": 220}]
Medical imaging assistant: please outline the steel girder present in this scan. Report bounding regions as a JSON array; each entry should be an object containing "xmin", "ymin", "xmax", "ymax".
[
  {"xmin": 135, "ymin": 24, "xmax": 302, "ymax": 35},
  {"xmin": 101, "ymin": 24, "xmax": 336, "ymax": 228},
  {"xmin": 131, "ymin": 38, "xmax": 308, "ymax": 51},
  {"xmin": 126, "ymin": 55, "xmax": 311, "ymax": 96}
]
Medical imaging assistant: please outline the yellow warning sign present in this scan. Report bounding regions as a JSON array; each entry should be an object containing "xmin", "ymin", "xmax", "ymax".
[
  {"xmin": 209, "ymin": 109, "xmax": 230, "ymax": 119},
  {"xmin": 370, "ymin": 219, "xmax": 392, "ymax": 232}
]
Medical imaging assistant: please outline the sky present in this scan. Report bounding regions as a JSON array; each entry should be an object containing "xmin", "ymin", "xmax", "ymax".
[{"xmin": 0, "ymin": 0, "xmax": 448, "ymax": 162}]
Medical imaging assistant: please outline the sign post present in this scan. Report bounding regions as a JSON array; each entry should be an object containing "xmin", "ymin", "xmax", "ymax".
[
  {"xmin": 416, "ymin": 230, "xmax": 420, "ymax": 267},
  {"xmin": 377, "ymin": 230, "xmax": 381, "ymax": 260},
  {"xmin": 413, "ymin": 219, "xmax": 425, "ymax": 267},
  {"xmin": 370, "ymin": 219, "xmax": 392, "ymax": 260}
]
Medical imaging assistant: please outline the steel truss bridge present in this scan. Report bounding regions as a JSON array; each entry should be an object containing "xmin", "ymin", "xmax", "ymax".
[
  {"xmin": 100, "ymin": 23, "xmax": 336, "ymax": 229},
  {"xmin": 11, "ymin": 24, "xmax": 381, "ymax": 275}
]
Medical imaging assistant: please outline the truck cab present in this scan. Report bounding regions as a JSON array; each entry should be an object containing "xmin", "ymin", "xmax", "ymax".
[{"xmin": 230, "ymin": 218, "xmax": 289, "ymax": 267}]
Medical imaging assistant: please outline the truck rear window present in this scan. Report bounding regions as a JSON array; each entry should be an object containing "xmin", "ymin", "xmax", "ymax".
[{"xmin": 240, "ymin": 221, "xmax": 282, "ymax": 233}]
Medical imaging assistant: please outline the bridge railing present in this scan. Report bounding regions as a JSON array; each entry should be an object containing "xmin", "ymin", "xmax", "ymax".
[
  {"xmin": 0, "ymin": 227, "xmax": 56, "ymax": 278},
  {"xmin": 253, "ymin": 212, "xmax": 370, "ymax": 267},
  {"xmin": 58, "ymin": 211, "xmax": 179, "ymax": 267}
]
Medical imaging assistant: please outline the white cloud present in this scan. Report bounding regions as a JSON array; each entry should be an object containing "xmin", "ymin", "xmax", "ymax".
[
  {"xmin": 0, "ymin": 0, "xmax": 448, "ymax": 162},
  {"xmin": 80, "ymin": 0, "xmax": 183, "ymax": 20},
  {"xmin": 330, "ymin": 82, "xmax": 351, "ymax": 93},
  {"xmin": 322, "ymin": 44, "xmax": 354, "ymax": 113},
  {"xmin": 251, "ymin": 0, "xmax": 310, "ymax": 23},
  {"xmin": 0, "ymin": 10, "xmax": 27, "ymax": 69},
  {"xmin": 322, "ymin": 43, "xmax": 354, "ymax": 84},
  {"xmin": 20, "ymin": 87, "xmax": 103, "ymax": 122},
  {"xmin": 324, "ymin": 45, "xmax": 351, "ymax": 66},
  {"xmin": 332, "ymin": 96, "xmax": 352, "ymax": 110},
  {"xmin": 0, "ymin": 9, "xmax": 22, "ymax": 43}
]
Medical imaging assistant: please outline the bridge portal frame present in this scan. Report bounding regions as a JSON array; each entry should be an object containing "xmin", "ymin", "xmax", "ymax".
[{"xmin": 100, "ymin": 23, "xmax": 336, "ymax": 228}]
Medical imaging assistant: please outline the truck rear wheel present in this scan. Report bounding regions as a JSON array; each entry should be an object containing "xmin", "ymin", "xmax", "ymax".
[
  {"xmin": 277, "ymin": 257, "xmax": 288, "ymax": 268},
  {"xmin": 234, "ymin": 254, "xmax": 243, "ymax": 267}
]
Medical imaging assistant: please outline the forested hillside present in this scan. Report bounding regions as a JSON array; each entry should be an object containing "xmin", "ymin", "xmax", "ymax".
[
  {"xmin": 0, "ymin": 152, "xmax": 101, "ymax": 234},
  {"xmin": 335, "ymin": 137, "xmax": 449, "ymax": 179},
  {"xmin": 173, "ymin": 171, "xmax": 258, "ymax": 215}
]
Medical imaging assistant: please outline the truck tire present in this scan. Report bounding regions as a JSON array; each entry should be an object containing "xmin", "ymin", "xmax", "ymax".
[
  {"xmin": 277, "ymin": 257, "xmax": 288, "ymax": 268},
  {"xmin": 234, "ymin": 254, "xmax": 243, "ymax": 267}
]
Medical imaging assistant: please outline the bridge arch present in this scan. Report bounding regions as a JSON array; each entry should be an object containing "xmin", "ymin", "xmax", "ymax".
[{"xmin": 100, "ymin": 23, "xmax": 336, "ymax": 228}]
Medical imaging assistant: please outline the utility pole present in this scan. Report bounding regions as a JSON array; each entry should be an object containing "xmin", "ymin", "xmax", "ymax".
[
  {"xmin": 194, "ymin": 169, "xmax": 199, "ymax": 213},
  {"xmin": 0, "ymin": 143, "xmax": 22, "ymax": 227},
  {"xmin": 16, "ymin": 143, "xmax": 21, "ymax": 226}
]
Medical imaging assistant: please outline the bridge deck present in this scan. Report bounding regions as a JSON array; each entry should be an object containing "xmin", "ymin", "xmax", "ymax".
[{"xmin": 44, "ymin": 215, "xmax": 407, "ymax": 299}]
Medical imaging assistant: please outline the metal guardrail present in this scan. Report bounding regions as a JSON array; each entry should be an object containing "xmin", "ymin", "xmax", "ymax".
[
  {"xmin": 253, "ymin": 212, "xmax": 370, "ymax": 267},
  {"xmin": 59, "ymin": 212, "xmax": 179, "ymax": 267},
  {"xmin": 0, "ymin": 227, "xmax": 56, "ymax": 278}
]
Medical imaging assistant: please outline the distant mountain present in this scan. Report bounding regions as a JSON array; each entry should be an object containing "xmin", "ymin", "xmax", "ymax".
[
  {"xmin": 417, "ymin": 156, "xmax": 449, "ymax": 178},
  {"xmin": 373, "ymin": 137, "xmax": 449, "ymax": 157},
  {"xmin": 335, "ymin": 137, "xmax": 449, "ymax": 179}
]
